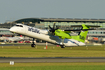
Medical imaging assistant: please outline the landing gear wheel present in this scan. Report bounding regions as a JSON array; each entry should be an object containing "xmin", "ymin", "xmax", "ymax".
[
  {"xmin": 60, "ymin": 45, "xmax": 65, "ymax": 48},
  {"xmin": 31, "ymin": 38, "xmax": 36, "ymax": 48},
  {"xmin": 31, "ymin": 44, "xmax": 36, "ymax": 48}
]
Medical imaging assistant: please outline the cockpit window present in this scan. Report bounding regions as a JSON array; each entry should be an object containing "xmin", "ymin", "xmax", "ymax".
[
  {"xmin": 15, "ymin": 25, "xmax": 23, "ymax": 27},
  {"xmin": 20, "ymin": 25, "xmax": 23, "ymax": 27}
]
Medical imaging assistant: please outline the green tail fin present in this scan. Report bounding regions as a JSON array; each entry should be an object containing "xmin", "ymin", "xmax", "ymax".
[{"xmin": 71, "ymin": 24, "xmax": 90, "ymax": 43}]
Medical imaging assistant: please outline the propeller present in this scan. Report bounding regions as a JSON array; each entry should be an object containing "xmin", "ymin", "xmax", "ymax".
[{"xmin": 49, "ymin": 23, "xmax": 57, "ymax": 33}]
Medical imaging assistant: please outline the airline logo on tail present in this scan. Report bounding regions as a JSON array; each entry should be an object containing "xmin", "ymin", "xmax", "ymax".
[
  {"xmin": 79, "ymin": 35, "xmax": 85, "ymax": 40},
  {"xmin": 71, "ymin": 24, "xmax": 90, "ymax": 43}
]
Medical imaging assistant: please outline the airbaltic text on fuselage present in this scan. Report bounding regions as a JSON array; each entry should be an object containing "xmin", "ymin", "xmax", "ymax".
[{"xmin": 28, "ymin": 27, "xmax": 40, "ymax": 34}]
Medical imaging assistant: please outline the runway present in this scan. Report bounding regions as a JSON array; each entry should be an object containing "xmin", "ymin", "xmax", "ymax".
[
  {"xmin": 0, "ymin": 43, "xmax": 53, "ymax": 46},
  {"xmin": 0, "ymin": 57, "xmax": 105, "ymax": 63}
]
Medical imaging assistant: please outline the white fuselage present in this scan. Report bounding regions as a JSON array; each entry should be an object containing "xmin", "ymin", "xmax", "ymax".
[{"xmin": 9, "ymin": 24, "xmax": 85, "ymax": 47}]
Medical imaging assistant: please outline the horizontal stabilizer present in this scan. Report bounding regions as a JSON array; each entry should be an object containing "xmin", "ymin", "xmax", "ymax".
[
  {"xmin": 64, "ymin": 28, "xmax": 95, "ymax": 31},
  {"xmin": 70, "ymin": 25, "xmax": 101, "ymax": 27}
]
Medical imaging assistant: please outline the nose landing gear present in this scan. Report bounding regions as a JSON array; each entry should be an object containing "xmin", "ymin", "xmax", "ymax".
[
  {"xmin": 31, "ymin": 44, "xmax": 36, "ymax": 47},
  {"xmin": 31, "ymin": 38, "xmax": 36, "ymax": 48}
]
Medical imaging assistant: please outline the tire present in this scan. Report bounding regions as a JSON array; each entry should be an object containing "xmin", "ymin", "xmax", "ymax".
[
  {"xmin": 31, "ymin": 44, "xmax": 36, "ymax": 48},
  {"xmin": 60, "ymin": 45, "xmax": 65, "ymax": 48}
]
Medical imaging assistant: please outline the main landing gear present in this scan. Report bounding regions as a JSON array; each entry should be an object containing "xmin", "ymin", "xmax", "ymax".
[
  {"xmin": 60, "ymin": 45, "xmax": 65, "ymax": 48},
  {"xmin": 31, "ymin": 38, "xmax": 36, "ymax": 48},
  {"xmin": 60, "ymin": 39, "xmax": 65, "ymax": 48}
]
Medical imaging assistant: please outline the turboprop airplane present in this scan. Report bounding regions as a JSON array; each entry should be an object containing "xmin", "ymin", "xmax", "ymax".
[{"xmin": 9, "ymin": 23, "xmax": 100, "ymax": 48}]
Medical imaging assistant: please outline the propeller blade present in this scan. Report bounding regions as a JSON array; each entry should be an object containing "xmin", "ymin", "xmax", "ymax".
[
  {"xmin": 53, "ymin": 23, "xmax": 56, "ymax": 29},
  {"xmin": 49, "ymin": 25, "xmax": 55, "ymax": 33},
  {"xmin": 49, "ymin": 25, "xmax": 52, "ymax": 30}
]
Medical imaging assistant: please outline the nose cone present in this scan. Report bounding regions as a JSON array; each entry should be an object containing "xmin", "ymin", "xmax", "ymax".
[{"xmin": 9, "ymin": 27, "xmax": 16, "ymax": 32}]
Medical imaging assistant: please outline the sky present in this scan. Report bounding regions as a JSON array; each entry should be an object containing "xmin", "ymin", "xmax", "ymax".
[{"xmin": 0, "ymin": 0, "xmax": 105, "ymax": 23}]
